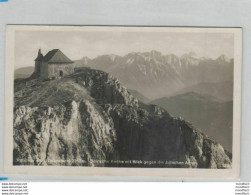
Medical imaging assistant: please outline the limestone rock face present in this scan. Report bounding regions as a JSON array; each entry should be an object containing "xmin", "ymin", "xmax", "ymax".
[
  {"xmin": 13, "ymin": 68, "xmax": 231, "ymax": 168},
  {"xmin": 104, "ymin": 104, "xmax": 231, "ymax": 168},
  {"xmin": 14, "ymin": 100, "xmax": 116, "ymax": 166}
]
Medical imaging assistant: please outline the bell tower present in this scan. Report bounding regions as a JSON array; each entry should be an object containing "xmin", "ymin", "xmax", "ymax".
[{"xmin": 34, "ymin": 48, "xmax": 43, "ymax": 74}]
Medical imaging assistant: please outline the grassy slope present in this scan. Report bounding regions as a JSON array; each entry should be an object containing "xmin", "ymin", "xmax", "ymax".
[{"xmin": 14, "ymin": 74, "xmax": 92, "ymax": 108}]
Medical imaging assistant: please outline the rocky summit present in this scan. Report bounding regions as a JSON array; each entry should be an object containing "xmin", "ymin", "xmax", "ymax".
[{"xmin": 13, "ymin": 68, "xmax": 231, "ymax": 168}]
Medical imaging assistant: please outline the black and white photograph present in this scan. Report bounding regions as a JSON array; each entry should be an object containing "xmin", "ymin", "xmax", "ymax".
[{"xmin": 4, "ymin": 26, "xmax": 242, "ymax": 177}]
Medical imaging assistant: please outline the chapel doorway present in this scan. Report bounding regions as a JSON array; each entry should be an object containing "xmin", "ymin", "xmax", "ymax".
[{"xmin": 59, "ymin": 70, "xmax": 63, "ymax": 77}]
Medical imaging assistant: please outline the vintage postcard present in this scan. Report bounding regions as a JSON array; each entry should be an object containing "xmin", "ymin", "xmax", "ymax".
[{"xmin": 4, "ymin": 26, "xmax": 242, "ymax": 178}]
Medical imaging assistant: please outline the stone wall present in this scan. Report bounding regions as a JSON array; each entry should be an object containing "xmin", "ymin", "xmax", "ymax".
[
  {"xmin": 38, "ymin": 63, "xmax": 74, "ymax": 79},
  {"xmin": 47, "ymin": 63, "xmax": 74, "ymax": 79},
  {"xmin": 34, "ymin": 61, "xmax": 42, "ymax": 73},
  {"xmin": 40, "ymin": 62, "xmax": 49, "ymax": 79}
]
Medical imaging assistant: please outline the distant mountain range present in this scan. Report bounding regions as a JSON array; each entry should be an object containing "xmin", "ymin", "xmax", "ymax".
[
  {"xmin": 75, "ymin": 50, "xmax": 233, "ymax": 100},
  {"xmin": 15, "ymin": 66, "xmax": 34, "ymax": 79},
  {"xmin": 150, "ymin": 92, "xmax": 233, "ymax": 152},
  {"xmin": 173, "ymin": 81, "xmax": 233, "ymax": 102}
]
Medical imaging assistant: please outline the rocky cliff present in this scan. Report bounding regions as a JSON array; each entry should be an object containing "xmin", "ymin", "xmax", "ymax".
[{"xmin": 13, "ymin": 68, "xmax": 231, "ymax": 168}]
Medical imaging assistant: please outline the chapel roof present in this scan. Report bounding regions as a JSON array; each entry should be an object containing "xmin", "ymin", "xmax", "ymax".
[
  {"xmin": 35, "ymin": 49, "xmax": 74, "ymax": 64},
  {"xmin": 42, "ymin": 49, "xmax": 73, "ymax": 64}
]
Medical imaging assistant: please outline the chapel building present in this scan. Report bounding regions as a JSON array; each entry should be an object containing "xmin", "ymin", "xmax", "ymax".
[{"xmin": 34, "ymin": 49, "xmax": 74, "ymax": 79}]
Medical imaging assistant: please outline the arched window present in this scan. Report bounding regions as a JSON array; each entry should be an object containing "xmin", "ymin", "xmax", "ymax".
[{"xmin": 59, "ymin": 70, "xmax": 63, "ymax": 77}]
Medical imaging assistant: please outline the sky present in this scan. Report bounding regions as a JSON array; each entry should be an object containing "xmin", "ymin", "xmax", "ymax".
[{"xmin": 15, "ymin": 30, "xmax": 234, "ymax": 69}]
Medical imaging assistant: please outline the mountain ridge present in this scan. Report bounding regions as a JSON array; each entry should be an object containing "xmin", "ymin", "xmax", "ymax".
[
  {"xmin": 74, "ymin": 51, "xmax": 233, "ymax": 100},
  {"xmin": 15, "ymin": 66, "xmax": 34, "ymax": 79},
  {"xmin": 172, "ymin": 81, "xmax": 233, "ymax": 102},
  {"xmin": 150, "ymin": 92, "xmax": 233, "ymax": 152}
]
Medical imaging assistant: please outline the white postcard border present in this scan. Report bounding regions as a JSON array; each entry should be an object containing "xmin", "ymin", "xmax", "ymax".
[{"xmin": 4, "ymin": 25, "xmax": 242, "ymax": 178}]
